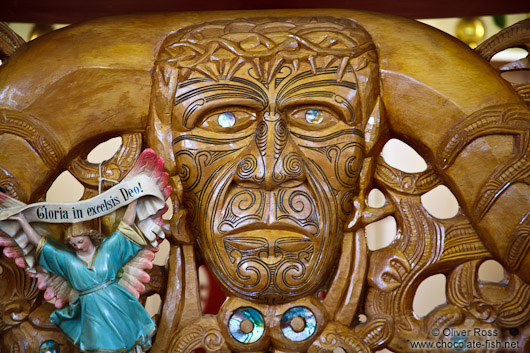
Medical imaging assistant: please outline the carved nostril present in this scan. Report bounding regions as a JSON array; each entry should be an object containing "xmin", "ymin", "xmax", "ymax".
[
  {"xmin": 235, "ymin": 154, "xmax": 264, "ymax": 187},
  {"xmin": 271, "ymin": 152, "xmax": 306, "ymax": 187},
  {"xmin": 234, "ymin": 118, "xmax": 307, "ymax": 190}
]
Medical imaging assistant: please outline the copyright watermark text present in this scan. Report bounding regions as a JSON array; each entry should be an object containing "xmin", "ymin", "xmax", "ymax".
[{"xmin": 408, "ymin": 327, "xmax": 520, "ymax": 351}]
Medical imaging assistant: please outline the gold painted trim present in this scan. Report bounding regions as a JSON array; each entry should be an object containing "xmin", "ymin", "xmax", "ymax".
[{"xmin": 35, "ymin": 236, "xmax": 47, "ymax": 260}]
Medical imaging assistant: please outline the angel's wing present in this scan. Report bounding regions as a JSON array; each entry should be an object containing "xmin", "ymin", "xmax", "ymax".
[
  {"xmin": 116, "ymin": 148, "xmax": 172, "ymax": 298},
  {"xmin": 0, "ymin": 148, "xmax": 172, "ymax": 306},
  {"xmin": 0, "ymin": 197, "xmax": 79, "ymax": 308},
  {"xmin": 122, "ymin": 148, "xmax": 172, "ymax": 244},
  {"xmin": 118, "ymin": 247, "xmax": 157, "ymax": 298},
  {"xmin": 1, "ymin": 230, "xmax": 79, "ymax": 308}
]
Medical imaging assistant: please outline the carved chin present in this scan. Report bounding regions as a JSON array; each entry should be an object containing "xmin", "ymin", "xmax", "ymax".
[
  {"xmin": 197, "ymin": 171, "xmax": 342, "ymax": 304},
  {"xmin": 208, "ymin": 228, "xmax": 340, "ymax": 304}
]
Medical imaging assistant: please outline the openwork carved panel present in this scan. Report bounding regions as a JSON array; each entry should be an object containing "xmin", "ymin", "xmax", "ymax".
[{"xmin": 0, "ymin": 11, "xmax": 529, "ymax": 353}]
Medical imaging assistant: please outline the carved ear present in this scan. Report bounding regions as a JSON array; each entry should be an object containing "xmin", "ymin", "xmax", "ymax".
[
  {"xmin": 363, "ymin": 97, "xmax": 388, "ymax": 157},
  {"xmin": 346, "ymin": 156, "xmax": 376, "ymax": 231},
  {"xmin": 147, "ymin": 64, "xmax": 179, "ymax": 175},
  {"xmin": 346, "ymin": 154, "xmax": 395, "ymax": 232}
]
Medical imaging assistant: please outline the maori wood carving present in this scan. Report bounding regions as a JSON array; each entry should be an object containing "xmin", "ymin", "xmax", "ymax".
[{"xmin": 0, "ymin": 11, "xmax": 530, "ymax": 353}]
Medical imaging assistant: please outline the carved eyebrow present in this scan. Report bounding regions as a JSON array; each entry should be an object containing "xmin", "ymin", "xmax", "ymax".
[
  {"xmin": 276, "ymin": 68, "xmax": 355, "ymax": 96},
  {"xmin": 278, "ymin": 79, "xmax": 357, "ymax": 104},
  {"xmin": 229, "ymin": 77, "xmax": 268, "ymax": 97},
  {"xmin": 174, "ymin": 84, "xmax": 267, "ymax": 107},
  {"xmin": 175, "ymin": 80, "xmax": 269, "ymax": 128}
]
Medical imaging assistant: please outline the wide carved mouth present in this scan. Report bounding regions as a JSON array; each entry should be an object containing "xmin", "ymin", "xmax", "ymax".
[
  {"xmin": 222, "ymin": 229, "xmax": 314, "ymax": 266},
  {"xmin": 217, "ymin": 221, "xmax": 316, "ymax": 238}
]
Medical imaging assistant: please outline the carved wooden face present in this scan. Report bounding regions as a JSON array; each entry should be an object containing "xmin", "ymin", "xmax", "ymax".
[{"xmin": 172, "ymin": 62, "xmax": 365, "ymax": 303}]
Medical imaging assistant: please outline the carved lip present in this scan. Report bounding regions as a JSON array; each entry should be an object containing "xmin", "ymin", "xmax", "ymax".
[
  {"xmin": 218, "ymin": 221, "xmax": 314, "ymax": 238},
  {"xmin": 222, "ymin": 229, "xmax": 314, "ymax": 262}
]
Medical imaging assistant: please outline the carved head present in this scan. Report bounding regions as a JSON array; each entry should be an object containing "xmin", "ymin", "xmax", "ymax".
[{"xmin": 151, "ymin": 17, "xmax": 380, "ymax": 303}]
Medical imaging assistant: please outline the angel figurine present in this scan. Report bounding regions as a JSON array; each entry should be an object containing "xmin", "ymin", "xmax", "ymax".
[{"xmin": 0, "ymin": 149, "xmax": 172, "ymax": 353}]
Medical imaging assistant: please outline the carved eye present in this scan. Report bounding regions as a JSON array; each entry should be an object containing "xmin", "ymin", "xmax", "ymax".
[
  {"xmin": 288, "ymin": 107, "xmax": 340, "ymax": 130},
  {"xmin": 199, "ymin": 109, "xmax": 257, "ymax": 132},
  {"xmin": 305, "ymin": 109, "xmax": 324, "ymax": 124},
  {"xmin": 218, "ymin": 112, "xmax": 236, "ymax": 128}
]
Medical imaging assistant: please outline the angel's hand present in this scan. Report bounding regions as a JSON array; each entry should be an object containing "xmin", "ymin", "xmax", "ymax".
[
  {"xmin": 6, "ymin": 212, "xmax": 41, "ymax": 247},
  {"xmin": 8, "ymin": 212, "xmax": 25, "ymax": 223},
  {"xmin": 123, "ymin": 199, "xmax": 138, "ymax": 226}
]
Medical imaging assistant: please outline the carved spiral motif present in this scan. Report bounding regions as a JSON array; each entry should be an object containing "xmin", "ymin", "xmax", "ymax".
[
  {"xmin": 217, "ymin": 189, "xmax": 266, "ymax": 234},
  {"xmin": 274, "ymin": 152, "xmax": 304, "ymax": 184},
  {"xmin": 273, "ymin": 120, "xmax": 288, "ymax": 158},
  {"xmin": 174, "ymin": 150, "xmax": 194, "ymax": 187},
  {"xmin": 168, "ymin": 317, "xmax": 226, "ymax": 353},
  {"xmin": 203, "ymin": 329, "xmax": 226, "ymax": 351},
  {"xmin": 235, "ymin": 259, "xmax": 270, "ymax": 292},
  {"xmin": 1, "ymin": 300, "xmax": 31, "ymax": 326},
  {"xmin": 276, "ymin": 260, "xmax": 307, "ymax": 292},
  {"xmin": 236, "ymin": 154, "xmax": 260, "ymax": 181},
  {"xmin": 234, "ymin": 190, "xmax": 258, "ymax": 212},
  {"xmin": 256, "ymin": 121, "xmax": 268, "ymax": 157},
  {"xmin": 335, "ymin": 143, "xmax": 363, "ymax": 187},
  {"xmin": 288, "ymin": 190, "xmax": 313, "ymax": 217},
  {"xmin": 275, "ymin": 190, "xmax": 319, "ymax": 236},
  {"xmin": 317, "ymin": 330, "xmax": 339, "ymax": 350},
  {"xmin": 344, "ymin": 155, "xmax": 359, "ymax": 180},
  {"xmin": 283, "ymin": 153, "xmax": 304, "ymax": 176}
]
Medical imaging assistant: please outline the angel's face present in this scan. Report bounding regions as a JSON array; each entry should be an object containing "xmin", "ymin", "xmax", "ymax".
[{"xmin": 68, "ymin": 235, "xmax": 92, "ymax": 253}]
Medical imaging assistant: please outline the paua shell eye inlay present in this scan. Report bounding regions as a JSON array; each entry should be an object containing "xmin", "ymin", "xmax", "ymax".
[
  {"xmin": 218, "ymin": 112, "xmax": 236, "ymax": 128},
  {"xmin": 280, "ymin": 306, "xmax": 317, "ymax": 341},
  {"xmin": 229, "ymin": 307, "xmax": 265, "ymax": 344},
  {"xmin": 40, "ymin": 340, "xmax": 60, "ymax": 353},
  {"xmin": 305, "ymin": 109, "xmax": 324, "ymax": 124}
]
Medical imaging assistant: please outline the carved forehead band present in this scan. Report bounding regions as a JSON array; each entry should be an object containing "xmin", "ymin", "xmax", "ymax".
[{"xmin": 157, "ymin": 17, "xmax": 377, "ymax": 83}]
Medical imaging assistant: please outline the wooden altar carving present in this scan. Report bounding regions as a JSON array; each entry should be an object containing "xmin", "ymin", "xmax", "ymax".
[{"xmin": 0, "ymin": 10, "xmax": 529, "ymax": 353}]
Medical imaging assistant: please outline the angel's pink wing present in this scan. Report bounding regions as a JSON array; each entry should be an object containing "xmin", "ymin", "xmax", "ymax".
[
  {"xmin": 0, "ymin": 148, "xmax": 173, "ymax": 305},
  {"xmin": 0, "ymin": 235, "xmax": 28, "ymax": 268},
  {"xmin": 124, "ymin": 148, "xmax": 172, "ymax": 231},
  {"xmin": 118, "ymin": 247, "xmax": 158, "ymax": 298},
  {"xmin": 116, "ymin": 149, "xmax": 171, "ymax": 298},
  {"xmin": 32, "ymin": 268, "xmax": 79, "ymax": 308},
  {"xmin": 0, "ymin": 233, "xmax": 78, "ymax": 308}
]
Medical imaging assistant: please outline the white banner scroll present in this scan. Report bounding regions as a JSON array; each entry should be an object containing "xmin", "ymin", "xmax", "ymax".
[
  {"xmin": 0, "ymin": 173, "xmax": 166, "ymax": 270},
  {"xmin": 0, "ymin": 174, "xmax": 163, "ymax": 224}
]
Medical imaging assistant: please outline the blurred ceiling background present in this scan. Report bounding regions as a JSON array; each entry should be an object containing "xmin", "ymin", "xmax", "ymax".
[{"xmin": 0, "ymin": 0, "xmax": 528, "ymax": 23}]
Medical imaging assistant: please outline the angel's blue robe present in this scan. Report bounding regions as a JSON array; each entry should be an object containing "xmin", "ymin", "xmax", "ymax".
[{"xmin": 38, "ymin": 222, "xmax": 155, "ymax": 353}]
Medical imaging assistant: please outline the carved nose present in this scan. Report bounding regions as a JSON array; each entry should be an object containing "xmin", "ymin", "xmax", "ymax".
[{"xmin": 234, "ymin": 120, "xmax": 306, "ymax": 190}]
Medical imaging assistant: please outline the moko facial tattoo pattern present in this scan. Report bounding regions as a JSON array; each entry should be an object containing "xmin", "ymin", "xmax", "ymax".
[{"xmin": 152, "ymin": 17, "xmax": 380, "ymax": 303}]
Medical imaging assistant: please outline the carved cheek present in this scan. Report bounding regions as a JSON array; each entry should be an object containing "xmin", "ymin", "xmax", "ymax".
[
  {"xmin": 173, "ymin": 138, "xmax": 243, "ymax": 194},
  {"xmin": 292, "ymin": 135, "xmax": 363, "ymax": 223},
  {"xmin": 338, "ymin": 143, "xmax": 364, "ymax": 187},
  {"xmin": 294, "ymin": 140, "xmax": 364, "ymax": 191}
]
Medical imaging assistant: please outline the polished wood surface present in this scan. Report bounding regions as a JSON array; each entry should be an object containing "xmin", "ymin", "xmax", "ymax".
[{"xmin": 0, "ymin": 10, "xmax": 529, "ymax": 352}]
